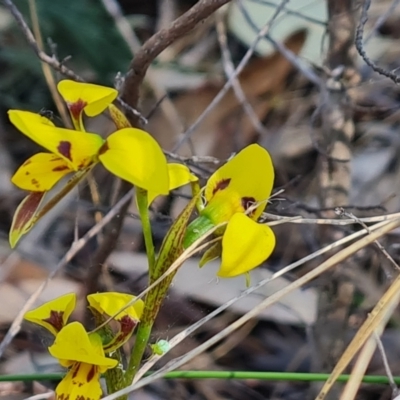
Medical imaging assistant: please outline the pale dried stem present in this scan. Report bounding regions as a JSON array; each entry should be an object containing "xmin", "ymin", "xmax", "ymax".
[
  {"xmin": 316, "ymin": 269, "xmax": 400, "ymax": 399},
  {"xmin": 338, "ymin": 309, "xmax": 397, "ymax": 400}
]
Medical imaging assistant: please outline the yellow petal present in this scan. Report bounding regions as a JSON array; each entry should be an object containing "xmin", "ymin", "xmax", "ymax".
[
  {"xmin": 58, "ymin": 80, "xmax": 118, "ymax": 117},
  {"xmin": 9, "ymin": 191, "xmax": 45, "ymax": 248},
  {"xmin": 148, "ymin": 163, "xmax": 198, "ymax": 204},
  {"xmin": 11, "ymin": 153, "xmax": 72, "ymax": 192},
  {"xmin": 8, "ymin": 110, "xmax": 104, "ymax": 169},
  {"xmin": 205, "ymin": 144, "xmax": 274, "ymax": 219},
  {"xmin": 99, "ymin": 128, "xmax": 169, "ymax": 193},
  {"xmin": 87, "ymin": 292, "xmax": 144, "ymax": 321},
  {"xmin": 24, "ymin": 293, "xmax": 76, "ymax": 336},
  {"xmin": 49, "ymin": 322, "xmax": 117, "ymax": 367},
  {"xmin": 218, "ymin": 213, "xmax": 275, "ymax": 278},
  {"xmin": 55, "ymin": 362, "xmax": 103, "ymax": 400}
]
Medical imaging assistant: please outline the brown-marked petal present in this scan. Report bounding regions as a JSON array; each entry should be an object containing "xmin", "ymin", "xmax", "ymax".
[
  {"xmin": 9, "ymin": 192, "xmax": 45, "ymax": 248},
  {"xmin": 58, "ymin": 80, "xmax": 118, "ymax": 117},
  {"xmin": 8, "ymin": 110, "xmax": 104, "ymax": 169},
  {"xmin": 24, "ymin": 293, "xmax": 76, "ymax": 336},
  {"xmin": 11, "ymin": 153, "xmax": 72, "ymax": 192},
  {"xmin": 55, "ymin": 362, "xmax": 103, "ymax": 400}
]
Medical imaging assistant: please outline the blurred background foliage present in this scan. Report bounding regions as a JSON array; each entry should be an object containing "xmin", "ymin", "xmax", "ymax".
[{"xmin": 0, "ymin": 0, "xmax": 133, "ymax": 111}]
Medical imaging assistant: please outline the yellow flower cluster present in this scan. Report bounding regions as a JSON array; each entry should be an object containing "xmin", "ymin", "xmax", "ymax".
[
  {"xmin": 25, "ymin": 292, "xmax": 144, "ymax": 400},
  {"xmin": 9, "ymin": 80, "xmax": 195, "ymax": 247},
  {"xmin": 9, "ymin": 80, "xmax": 276, "ymax": 278}
]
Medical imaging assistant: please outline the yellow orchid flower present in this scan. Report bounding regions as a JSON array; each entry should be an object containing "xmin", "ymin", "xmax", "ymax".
[
  {"xmin": 87, "ymin": 292, "xmax": 144, "ymax": 352},
  {"xmin": 183, "ymin": 144, "xmax": 276, "ymax": 278},
  {"xmin": 24, "ymin": 293, "xmax": 76, "ymax": 336},
  {"xmin": 57, "ymin": 80, "xmax": 118, "ymax": 131},
  {"xmin": 49, "ymin": 322, "xmax": 117, "ymax": 400},
  {"xmin": 8, "ymin": 108, "xmax": 171, "ymax": 246}
]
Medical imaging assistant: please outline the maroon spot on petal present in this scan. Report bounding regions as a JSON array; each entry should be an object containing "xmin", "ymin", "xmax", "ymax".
[
  {"xmin": 86, "ymin": 365, "xmax": 97, "ymax": 382},
  {"xmin": 22, "ymin": 159, "xmax": 32, "ymax": 167},
  {"xmin": 25, "ymin": 171, "xmax": 30, "ymax": 176},
  {"xmin": 43, "ymin": 310, "xmax": 65, "ymax": 333},
  {"xmin": 72, "ymin": 364, "xmax": 79, "ymax": 380},
  {"xmin": 102, "ymin": 316, "xmax": 137, "ymax": 352},
  {"xmin": 31, "ymin": 178, "xmax": 40, "ymax": 188},
  {"xmin": 69, "ymin": 99, "xmax": 87, "ymax": 121},
  {"xmin": 242, "ymin": 196, "xmax": 256, "ymax": 211},
  {"xmin": 52, "ymin": 165, "xmax": 69, "ymax": 172},
  {"xmin": 212, "ymin": 178, "xmax": 231, "ymax": 195},
  {"xmin": 120, "ymin": 315, "xmax": 136, "ymax": 334},
  {"xmin": 98, "ymin": 141, "xmax": 109, "ymax": 156},
  {"xmin": 57, "ymin": 141, "xmax": 72, "ymax": 161}
]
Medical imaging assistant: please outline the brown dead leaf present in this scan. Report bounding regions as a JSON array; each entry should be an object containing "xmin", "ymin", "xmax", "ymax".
[{"xmin": 147, "ymin": 30, "xmax": 306, "ymax": 158}]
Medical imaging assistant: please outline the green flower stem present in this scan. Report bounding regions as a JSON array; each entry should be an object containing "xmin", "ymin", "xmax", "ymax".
[
  {"xmin": 124, "ymin": 188, "xmax": 158, "ymax": 386},
  {"xmin": 3, "ymin": 371, "xmax": 400, "ymax": 385},
  {"xmin": 124, "ymin": 273, "xmax": 174, "ymax": 385},
  {"xmin": 124, "ymin": 318, "xmax": 153, "ymax": 386},
  {"xmin": 136, "ymin": 187, "xmax": 155, "ymax": 272}
]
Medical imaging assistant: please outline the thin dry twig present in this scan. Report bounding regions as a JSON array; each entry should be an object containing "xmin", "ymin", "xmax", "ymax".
[
  {"xmin": 265, "ymin": 210, "xmax": 400, "ymax": 225},
  {"xmin": 164, "ymin": 150, "xmax": 222, "ymax": 165},
  {"xmin": 335, "ymin": 207, "xmax": 400, "ymax": 275},
  {"xmin": 374, "ymin": 332, "xmax": 399, "ymax": 396}
]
